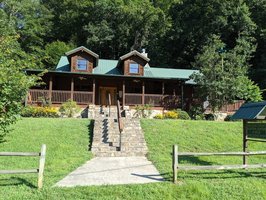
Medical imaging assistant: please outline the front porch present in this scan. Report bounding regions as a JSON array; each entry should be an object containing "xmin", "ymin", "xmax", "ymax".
[{"xmin": 27, "ymin": 73, "xmax": 190, "ymax": 109}]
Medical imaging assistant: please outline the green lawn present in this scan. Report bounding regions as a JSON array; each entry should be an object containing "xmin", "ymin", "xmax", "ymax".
[{"xmin": 0, "ymin": 118, "xmax": 265, "ymax": 200}]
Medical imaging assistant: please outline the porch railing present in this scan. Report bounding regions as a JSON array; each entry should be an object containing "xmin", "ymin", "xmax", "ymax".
[
  {"xmin": 51, "ymin": 90, "xmax": 71, "ymax": 103},
  {"xmin": 125, "ymin": 93, "xmax": 142, "ymax": 105},
  {"xmin": 73, "ymin": 91, "xmax": 93, "ymax": 104},
  {"xmin": 145, "ymin": 94, "xmax": 163, "ymax": 106},
  {"xmin": 125, "ymin": 93, "xmax": 178, "ymax": 107},
  {"xmin": 28, "ymin": 89, "xmax": 93, "ymax": 105}
]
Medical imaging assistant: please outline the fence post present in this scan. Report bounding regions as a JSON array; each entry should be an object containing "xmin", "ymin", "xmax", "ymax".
[
  {"xmin": 38, "ymin": 144, "xmax": 46, "ymax": 189},
  {"xmin": 173, "ymin": 145, "xmax": 178, "ymax": 183}
]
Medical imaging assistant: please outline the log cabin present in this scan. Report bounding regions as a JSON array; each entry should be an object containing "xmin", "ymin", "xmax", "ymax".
[{"xmin": 26, "ymin": 46, "xmax": 199, "ymax": 111}]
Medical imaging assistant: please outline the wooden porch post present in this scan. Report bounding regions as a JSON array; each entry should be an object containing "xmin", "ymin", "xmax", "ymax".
[
  {"xmin": 70, "ymin": 77, "xmax": 74, "ymax": 100},
  {"xmin": 122, "ymin": 80, "xmax": 125, "ymax": 108},
  {"xmin": 48, "ymin": 76, "xmax": 53, "ymax": 102},
  {"xmin": 142, "ymin": 81, "xmax": 145, "ymax": 105},
  {"xmin": 181, "ymin": 82, "xmax": 184, "ymax": 110},
  {"xmin": 92, "ymin": 78, "xmax": 95, "ymax": 104},
  {"xmin": 162, "ymin": 82, "xmax": 165, "ymax": 95}
]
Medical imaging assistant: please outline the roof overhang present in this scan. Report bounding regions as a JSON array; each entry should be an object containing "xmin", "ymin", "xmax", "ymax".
[
  {"xmin": 25, "ymin": 69, "xmax": 190, "ymax": 82},
  {"xmin": 65, "ymin": 46, "xmax": 99, "ymax": 59},
  {"xmin": 119, "ymin": 50, "xmax": 150, "ymax": 62}
]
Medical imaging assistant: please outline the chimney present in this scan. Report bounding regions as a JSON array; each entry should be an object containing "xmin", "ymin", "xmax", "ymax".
[{"xmin": 141, "ymin": 48, "xmax": 148, "ymax": 57}]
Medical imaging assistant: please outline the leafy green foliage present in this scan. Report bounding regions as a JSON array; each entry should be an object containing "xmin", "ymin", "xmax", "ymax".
[
  {"xmin": 59, "ymin": 100, "xmax": 80, "ymax": 117},
  {"xmin": 44, "ymin": 41, "xmax": 73, "ymax": 69},
  {"xmin": 153, "ymin": 113, "xmax": 164, "ymax": 119},
  {"xmin": 0, "ymin": 36, "xmax": 38, "ymax": 140},
  {"xmin": 133, "ymin": 104, "xmax": 152, "ymax": 118},
  {"xmin": 164, "ymin": 111, "xmax": 178, "ymax": 119},
  {"xmin": 21, "ymin": 106, "xmax": 59, "ymax": 118},
  {"xmin": 191, "ymin": 35, "xmax": 262, "ymax": 111},
  {"xmin": 175, "ymin": 109, "xmax": 191, "ymax": 120}
]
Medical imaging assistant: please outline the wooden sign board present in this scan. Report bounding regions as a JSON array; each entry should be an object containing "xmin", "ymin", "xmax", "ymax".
[{"xmin": 246, "ymin": 122, "xmax": 266, "ymax": 139}]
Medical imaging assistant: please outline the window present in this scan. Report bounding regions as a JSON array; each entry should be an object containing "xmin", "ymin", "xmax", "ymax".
[
  {"xmin": 77, "ymin": 59, "xmax": 87, "ymax": 70},
  {"xmin": 129, "ymin": 63, "xmax": 139, "ymax": 74}
]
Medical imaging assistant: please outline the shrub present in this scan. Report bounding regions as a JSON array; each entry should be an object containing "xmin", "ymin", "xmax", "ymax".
[
  {"xmin": 175, "ymin": 109, "xmax": 191, "ymax": 120},
  {"xmin": 154, "ymin": 114, "xmax": 164, "ymax": 119},
  {"xmin": 21, "ymin": 106, "xmax": 59, "ymax": 118},
  {"xmin": 133, "ymin": 104, "xmax": 152, "ymax": 118},
  {"xmin": 59, "ymin": 100, "xmax": 80, "ymax": 117},
  {"xmin": 164, "ymin": 111, "xmax": 178, "ymax": 119},
  {"xmin": 205, "ymin": 113, "xmax": 215, "ymax": 121},
  {"xmin": 189, "ymin": 103, "xmax": 204, "ymax": 120}
]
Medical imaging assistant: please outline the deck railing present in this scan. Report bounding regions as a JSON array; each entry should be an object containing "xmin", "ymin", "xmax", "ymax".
[
  {"xmin": 125, "ymin": 93, "xmax": 179, "ymax": 107},
  {"xmin": 28, "ymin": 89, "xmax": 93, "ymax": 105},
  {"xmin": 73, "ymin": 91, "xmax": 93, "ymax": 104},
  {"xmin": 125, "ymin": 93, "xmax": 143, "ymax": 105},
  {"xmin": 51, "ymin": 90, "xmax": 71, "ymax": 103},
  {"xmin": 145, "ymin": 94, "xmax": 163, "ymax": 106},
  {"xmin": 29, "ymin": 89, "xmax": 49, "ymax": 102}
]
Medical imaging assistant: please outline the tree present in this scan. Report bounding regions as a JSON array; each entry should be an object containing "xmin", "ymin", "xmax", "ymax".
[
  {"xmin": 0, "ymin": 35, "xmax": 38, "ymax": 141},
  {"xmin": 0, "ymin": 0, "xmax": 53, "ymax": 70},
  {"xmin": 165, "ymin": 0, "xmax": 257, "ymax": 68},
  {"xmin": 191, "ymin": 35, "xmax": 262, "ymax": 112},
  {"xmin": 246, "ymin": 0, "xmax": 266, "ymax": 97},
  {"xmin": 44, "ymin": 41, "xmax": 74, "ymax": 69}
]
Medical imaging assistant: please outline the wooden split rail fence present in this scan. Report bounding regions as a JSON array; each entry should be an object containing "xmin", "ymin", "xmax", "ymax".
[
  {"xmin": 172, "ymin": 145, "xmax": 266, "ymax": 183},
  {"xmin": 0, "ymin": 144, "xmax": 46, "ymax": 189}
]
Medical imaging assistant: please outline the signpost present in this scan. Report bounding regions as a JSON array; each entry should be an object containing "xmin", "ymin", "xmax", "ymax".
[{"xmin": 243, "ymin": 120, "xmax": 266, "ymax": 165}]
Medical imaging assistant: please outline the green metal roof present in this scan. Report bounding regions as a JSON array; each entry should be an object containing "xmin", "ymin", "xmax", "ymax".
[
  {"xmin": 231, "ymin": 101, "xmax": 266, "ymax": 120},
  {"xmin": 144, "ymin": 66, "xmax": 197, "ymax": 80},
  {"xmin": 93, "ymin": 59, "xmax": 121, "ymax": 75},
  {"xmin": 56, "ymin": 56, "xmax": 70, "ymax": 71},
  {"xmin": 51, "ymin": 56, "xmax": 198, "ymax": 83}
]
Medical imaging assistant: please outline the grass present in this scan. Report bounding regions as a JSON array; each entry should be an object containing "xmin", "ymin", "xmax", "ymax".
[
  {"xmin": 141, "ymin": 119, "xmax": 266, "ymax": 200},
  {"xmin": 0, "ymin": 118, "xmax": 265, "ymax": 199}
]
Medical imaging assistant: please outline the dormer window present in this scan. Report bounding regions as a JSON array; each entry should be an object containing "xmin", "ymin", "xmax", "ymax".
[
  {"xmin": 77, "ymin": 59, "xmax": 87, "ymax": 70},
  {"xmin": 129, "ymin": 63, "xmax": 139, "ymax": 74}
]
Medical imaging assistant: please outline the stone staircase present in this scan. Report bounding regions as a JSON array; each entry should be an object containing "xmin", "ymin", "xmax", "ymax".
[{"xmin": 91, "ymin": 106, "xmax": 148, "ymax": 157}]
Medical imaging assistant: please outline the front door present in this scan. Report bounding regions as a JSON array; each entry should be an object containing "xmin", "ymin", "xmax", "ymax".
[{"xmin": 99, "ymin": 87, "xmax": 117, "ymax": 106}]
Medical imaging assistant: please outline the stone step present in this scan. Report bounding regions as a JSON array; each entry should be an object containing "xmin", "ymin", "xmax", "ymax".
[
  {"xmin": 94, "ymin": 151, "xmax": 147, "ymax": 157},
  {"xmin": 91, "ymin": 146, "xmax": 119, "ymax": 152}
]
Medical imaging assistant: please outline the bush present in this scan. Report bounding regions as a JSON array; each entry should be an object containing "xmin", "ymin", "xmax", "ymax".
[
  {"xmin": 205, "ymin": 113, "xmax": 215, "ymax": 121},
  {"xmin": 164, "ymin": 111, "xmax": 178, "ymax": 119},
  {"xmin": 175, "ymin": 109, "xmax": 191, "ymax": 120},
  {"xmin": 21, "ymin": 106, "xmax": 59, "ymax": 118},
  {"xmin": 133, "ymin": 104, "xmax": 152, "ymax": 118},
  {"xmin": 189, "ymin": 103, "xmax": 204, "ymax": 120},
  {"xmin": 59, "ymin": 100, "xmax": 80, "ymax": 117},
  {"xmin": 154, "ymin": 114, "xmax": 164, "ymax": 119}
]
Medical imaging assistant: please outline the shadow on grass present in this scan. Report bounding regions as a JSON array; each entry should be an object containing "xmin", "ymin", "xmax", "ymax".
[
  {"xmin": 88, "ymin": 120, "xmax": 94, "ymax": 151},
  {"xmin": 0, "ymin": 177, "xmax": 37, "ymax": 188},
  {"xmin": 0, "ymin": 134, "xmax": 6, "ymax": 143},
  {"xmin": 179, "ymin": 156, "xmax": 214, "ymax": 166},
  {"xmin": 179, "ymin": 170, "xmax": 266, "ymax": 180}
]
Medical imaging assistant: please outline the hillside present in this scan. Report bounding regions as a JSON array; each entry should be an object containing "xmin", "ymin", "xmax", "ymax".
[{"xmin": 0, "ymin": 118, "xmax": 265, "ymax": 199}]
